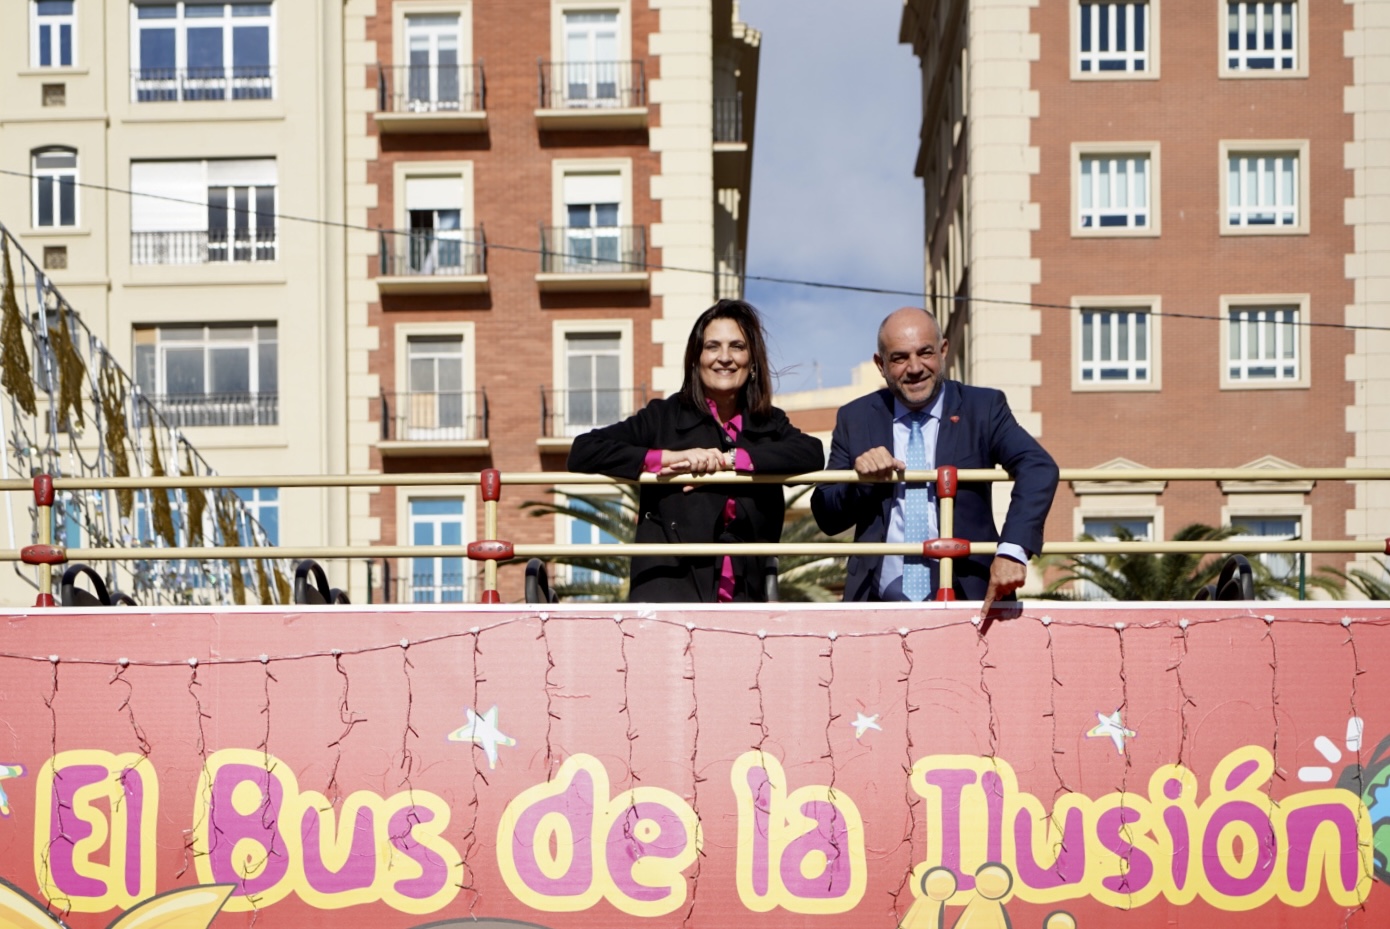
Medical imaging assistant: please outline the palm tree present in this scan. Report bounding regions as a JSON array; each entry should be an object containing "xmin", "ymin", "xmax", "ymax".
[
  {"xmin": 1042, "ymin": 523, "xmax": 1296, "ymax": 601},
  {"xmin": 518, "ymin": 485, "xmax": 846, "ymax": 602},
  {"xmin": 1310, "ymin": 557, "xmax": 1390, "ymax": 600}
]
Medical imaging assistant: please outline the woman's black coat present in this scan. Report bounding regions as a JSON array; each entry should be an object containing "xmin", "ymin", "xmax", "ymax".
[{"xmin": 567, "ymin": 395, "xmax": 826, "ymax": 602}]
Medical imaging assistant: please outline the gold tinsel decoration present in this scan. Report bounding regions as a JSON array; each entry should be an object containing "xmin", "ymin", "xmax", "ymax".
[
  {"xmin": 147, "ymin": 421, "xmax": 177, "ymax": 548},
  {"xmin": 214, "ymin": 489, "xmax": 246, "ymax": 605},
  {"xmin": 273, "ymin": 564, "xmax": 291, "ymax": 604},
  {"xmin": 0, "ymin": 238, "xmax": 37, "ymax": 416},
  {"xmin": 99, "ymin": 363, "xmax": 133, "ymax": 519},
  {"xmin": 182, "ymin": 447, "xmax": 205, "ymax": 547},
  {"xmin": 52, "ymin": 302, "xmax": 86, "ymax": 430}
]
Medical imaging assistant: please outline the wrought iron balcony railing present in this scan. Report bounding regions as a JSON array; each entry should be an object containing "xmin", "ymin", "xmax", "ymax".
[
  {"xmin": 131, "ymin": 66, "xmax": 275, "ymax": 102},
  {"xmin": 541, "ymin": 386, "xmax": 648, "ymax": 438},
  {"xmin": 537, "ymin": 60, "xmax": 646, "ymax": 109},
  {"xmin": 380, "ymin": 389, "xmax": 488, "ymax": 442},
  {"xmin": 376, "ymin": 63, "xmax": 486, "ymax": 114},
  {"xmin": 378, "ymin": 229, "xmax": 486, "ymax": 278},
  {"xmin": 539, "ymin": 225, "xmax": 645, "ymax": 275},
  {"xmin": 714, "ymin": 93, "xmax": 744, "ymax": 143},
  {"xmin": 131, "ymin": 229, "xmax": 277, "ymax": 265},
  {"xmin": 134, "ymin": 392, "xmax": 279, "ymax": 428}
]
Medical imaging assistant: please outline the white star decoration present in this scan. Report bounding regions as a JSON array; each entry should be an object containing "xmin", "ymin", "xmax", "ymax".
[
  {"xmin": 1086, "ymin": 709, "xmax": 1137, "ymax": 755},
  {"xmin": 851, "ymin": 712, "xmax": 882, "ymax": 739},
  {"xmin": 447, "ymin": 705, "xmax": 516, "ymax": 769}
]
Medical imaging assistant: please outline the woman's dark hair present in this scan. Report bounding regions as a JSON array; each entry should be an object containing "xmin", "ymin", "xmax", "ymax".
[{"xmin": 679, "ymin": 299, "xmax": 773, "ymax": 418}]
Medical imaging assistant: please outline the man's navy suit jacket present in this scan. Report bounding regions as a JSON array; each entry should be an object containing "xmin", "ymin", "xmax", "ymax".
[{"xmin": 810, "ymin": 382, "xmax": 1059, "ymax": 601}]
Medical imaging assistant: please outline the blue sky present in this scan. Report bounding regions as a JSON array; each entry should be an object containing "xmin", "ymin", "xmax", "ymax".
[{"xmin": 738, "ymin": 0, "xmax": 925, "ymax": 391}]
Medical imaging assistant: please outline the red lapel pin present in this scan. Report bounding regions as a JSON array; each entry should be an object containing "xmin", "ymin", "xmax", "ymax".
[{"xmin": 949, "ymin": 415, "xmax": 960, "ymax": 423}]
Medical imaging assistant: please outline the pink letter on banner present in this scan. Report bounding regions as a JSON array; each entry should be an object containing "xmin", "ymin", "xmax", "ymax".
[
  {"xmin": 606, "ymin": 801, "xmax": 690, "ymax": 903},
  {"xmin": 207, "ymin": 763, "xmax": 290, "ymax": 894},
  {"xmin": 510, "ymin": 768, "xmax": 596, "ymax": 896},
  {"xmin": 46, "ymin": 765, "xmax": 109, "ymax": 898},
  {"xmin": 301, "ymin": 806, "xmax": 376, "ymax": 894},
  {"xmin": 388, "ymin": 805, "xmax": 450, "ymax": 900},
  {"xmin": 779, "ymin": 801, "xmax": 854, "ymax": 899}
]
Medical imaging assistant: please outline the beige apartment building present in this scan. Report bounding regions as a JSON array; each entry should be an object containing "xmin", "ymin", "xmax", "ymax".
[
  {"xmin": 0, "ymin": 0, "xmax": 348, "ymax": 602},
  {"xmin": 879, "ymin": 0, "xmax": 1390, "ymax": 589},
  {"xmin": 342, "ymin": 0, "xmax": 760, "ymax": 602}
]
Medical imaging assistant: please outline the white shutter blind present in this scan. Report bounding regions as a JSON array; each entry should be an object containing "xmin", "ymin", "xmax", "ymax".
[
  {"xmin": 207, "ymin": 159, "xmax": 277, "ymax": 186},
  {"xmin": 405, "ymin": 176, "xmax": 464, "ymax": 211},
  {"xmin": 563, "ymin": 173, "xmax": 621, "ymax": 205},
  {"xmin": 130, "ymin": 161, "xmax": 207, "ymax": 232}
]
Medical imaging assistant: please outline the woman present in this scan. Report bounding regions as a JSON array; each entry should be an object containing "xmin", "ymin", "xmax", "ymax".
[{"xmin": 568, "ymin": 300, "xmax": 825, "ymax": 602}]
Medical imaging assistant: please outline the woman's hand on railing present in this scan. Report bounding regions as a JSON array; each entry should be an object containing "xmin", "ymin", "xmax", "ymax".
[{"xmin": 659, "ymin": 448, "xmax": 728, "ymax": 477}]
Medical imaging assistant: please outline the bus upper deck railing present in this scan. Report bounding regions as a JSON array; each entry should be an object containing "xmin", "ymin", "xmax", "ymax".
[{"xmin": 6, "ymin": 468, "xmax": 1389, "ymax": 606}]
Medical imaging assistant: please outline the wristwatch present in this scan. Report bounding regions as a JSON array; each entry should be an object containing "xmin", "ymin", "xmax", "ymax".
[{"xmin": 724, "ymin": 448, "xmax": 736, "ymax": 470}]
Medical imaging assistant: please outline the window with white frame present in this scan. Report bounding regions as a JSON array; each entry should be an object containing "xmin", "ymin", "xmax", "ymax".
[
  {"xmin": 405, "ymin": 336, "xmax": 471, "ymax": 439},
  {"xmin": 405, "ymin": 14, "xmax": 461, "ymax": 111},
  {"xmin": 130, "ymin": 159, "xmax": 277, "ymax": 264},
  {"xmin": 234, "ymin": 486, "xmax": 279, "ymax": 545},
  {"xmin": 1078, "ymin": 153, "xmax": 1151, "ymax": 229},
  {"xmin": 1226, "ymin": 305, "xmax": 1299, "ymax": 383},
  {"xmin": 563, "ymin": 10, "xmax": 619, "ymax": 105},
  {"xmin": 1079, "ymin": 516, "xmax": 1154, "ymax": 599},
  {"xmin": 1078, "ymin": 1, "xmax": 1149, "ymax": 73},
  {"xmin": 33, "ymin": 148, "xmax": 78, "ymax": 228},
  {"xmin": 1226, "ymin": 151, "xmax": 1298, "ymax": 228},
  {"xmin": 563, "ymin": 172, "xmax": 622, "ymax": 270},
  {"xmin": 1227, "ymin": 2, "xmax": 1296, "ymax": 71},
  {"xmin": 133, "ymin": 324, "xmax": 277, "ymax": 426},
  {"xmin": 563, "ymin": 332, "xmax": 622, "ymax": 435},
  {"xmin": 1229, "ymin": 515, "xmax": 1300, "ymax": 588},
  {"xmin": 562, "ymin": 497, "xmax": 622, "ymax": 595},
  {"xmin": 404, "ymin": 176, "xmax": 466, "ymax": 274},
  {"xmin": 1080, "ymin": 308, "xmax": 1150, "ymax": 383},
  {"xmin": 32, "ymin": 1, "xmax": 76, "ymax": 68},
  {"xmin": 408, "ymin": 498, "xmax": 467, "ymax": 602},
  {"xmin": 131, "ymin": 2, "xmax": 274, "ymax": 102}
]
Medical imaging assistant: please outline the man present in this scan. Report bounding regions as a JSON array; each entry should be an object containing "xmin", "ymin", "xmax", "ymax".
[{"xmin": 811, "ymin": 307, "xmax": 1058, "ymax": 612}]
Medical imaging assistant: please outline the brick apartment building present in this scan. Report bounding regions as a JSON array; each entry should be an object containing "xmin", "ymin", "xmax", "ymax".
[
  {"xmin": 780, "ymin": 0, "xmax": 1389, "ymax": 594},
  {"xmin": 343, "ymin": 0, "xmax": 760, "ymax": 602},
  {"xmin": 891, "ymin": 0, "xmax": 1390, "ymax": 589}
]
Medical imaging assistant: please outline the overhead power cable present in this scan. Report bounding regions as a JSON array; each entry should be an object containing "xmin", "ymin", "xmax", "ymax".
[{"xmin": 3, "ymin": 167, "xmax": 1387, "ymax": 334}]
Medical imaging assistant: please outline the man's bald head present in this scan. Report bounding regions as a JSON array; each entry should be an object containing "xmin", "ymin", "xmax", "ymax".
[{"xmin": 877, "ymin": 307, "xmax": 943, "ymax": 356}]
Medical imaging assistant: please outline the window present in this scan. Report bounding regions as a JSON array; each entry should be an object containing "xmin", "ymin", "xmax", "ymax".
[
  {"xmin": 1224, "ymin": 304, "xmax": 1302, "ymax": 385},
  {"xmin": 409, "ymin": 498, "xmax": 467, "ymax": 602},
  {"xmin": 1079, "ymin": 516, "xmax": 1154, "ymax": 600},
  {"xmin": 32, "ymin": 1, "xmax": 76, "ymax": 68},
  {"xmin": 33, "ymin": 148, "xmax": 77, "ymax": 228},
  {"xmin": 405, "ymin": 14, "xmax": 461, "ymax": 111},
  {"xmin": 1079, "ymin": 308, "xmax": 1151, "ymax": 384},
  {"xmin": 1229, "ymin": 515, "xmax": 1300, "ymax": 589},
  {"xmin": 562, "ymin": 10, "xmax": 619, "ymax": 105},
  {"xmin": 131, "ymin": 2, "xmax": 274, "ymax": 102},
  {"xmin": 563, "ymin": 172, "xmax": 620, "ymax": 270},
  {"xmin": 1076, "ymin": 152, "xmax": 1152, "ymax": 231},
  {"xmin": 1226, "ymin": 2, "xmax": 1297, "ymax": 72},
  {"xmin": 563, "ymin": 332, "xmax": 622, "ymax": 436},
  {"xmin": 133, "ymin": 324, "xmax": 278, "ymax": 425},
  {"xmin": 1077, "ymin": 1, "xmax": 1149, "ymax": 73},
  {"xmin": 562, "ymin": 497, "xmax": 621, "ymax": 595},
  {"xmin": 130, "ymin": 159, "xmax": 277, "ymax": 264},
  {"xmin": 1225, "ymin": 150, "xmax": 1299, "ymax": 229},
  {"xmin": 404, "ymin": 176, "xmax": 465, "ymax": 274},
  {"xmin": 405, "ymin": 335, "xmax": 474, "ymax": 439},
  {"xmin": 235, "ymin": 487, "xmax": 278, "ymax": 545}
]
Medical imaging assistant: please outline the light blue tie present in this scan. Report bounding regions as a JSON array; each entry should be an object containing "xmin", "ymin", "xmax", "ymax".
[{"xmin": 902, "ymin": 412, "xmax": 931, "ymax": 601}]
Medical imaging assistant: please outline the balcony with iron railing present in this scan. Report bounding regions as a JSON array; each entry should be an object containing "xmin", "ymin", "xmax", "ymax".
[
  {"xmin": 130, "ymin": 229, "xmax": 277, "ymax": 265},
  {"xmin": 379, "ymin": 389, "xmax": 489, "ymax": 457},
  {"xmin": 536, "ymin": 224, "xmax": 648, "ymax": 291},
  {"xmin": 539, "ymin": 385, "xmax": 648, "ymax": 449},
  {"xmin": 130, "ymin": 66, "xmax": 275, "ymax": 102},
  {"xmin": 133, "ymin": 392, "xmax": 278, "ymax": 429},
  {"xmin": 535, "ymin": 60, "xmax": 647, "ymax": 129},
  {"xmin": 714, "ymin": 93, "xmax": 744, "ymax": 143},
  {"xmin": 376, "ymin": 228, "xmax": 487, "ymax": 294},
  {"xmin": 375, "ymin": 63, "xmax": 487, "ymax": 133},
  {"xmin": 716, "ymin": 247, "xmax": 745, "ymax": 301}
]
